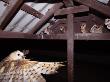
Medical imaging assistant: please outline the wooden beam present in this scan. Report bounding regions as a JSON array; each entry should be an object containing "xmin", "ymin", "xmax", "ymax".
[
  {"xmin": 1, "ymin": 31, "xmax": 110, "ymax": 40},
  {"xmin": 54, "ymin": 5, "xmax": 89, "ymax": 16},
  {"xmin": 0, "ymin": 0, "xmax": 24, "ymax": 30},
  {"xmin": 21, "ymin": 4, "xmax": 43, "ymax": 19},
  {"xmin": 27, "ymin": 3, "xmax": 64, "ymax": 34},
  {"xmin": 0, "ymin": 31, "xmax": 66, "ymax": 40},
  {"xmin": 75, "ymin": 33, "xmax": 110, "ymax": 40},
  {"xmin": 74, "ymin": 0, "xmax": 110, "ymax": 17}
]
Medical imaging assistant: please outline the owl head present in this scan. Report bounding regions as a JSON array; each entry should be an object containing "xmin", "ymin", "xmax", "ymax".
[
  {"xmin": 105, "ymin": 19, "xmax": 110, "ymax": 25},
  {"xmin": 105, "ymin": 19, "xmax": 110, "ymax": 29},
  {"xmin": 8, "ymin": 50, "xmax": 25, "ymax": 60}
]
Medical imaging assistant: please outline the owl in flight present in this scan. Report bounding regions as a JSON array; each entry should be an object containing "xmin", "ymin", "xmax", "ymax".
[{"xmin": 0, "ymin": 50, "xmax": 64, "ymax": 82}]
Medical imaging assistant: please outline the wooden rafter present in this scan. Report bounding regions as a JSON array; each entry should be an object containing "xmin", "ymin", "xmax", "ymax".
[
  {"xmin": 0, "ymin": 0, "xmax": 24, "ymax": 30},
  {"xmin": 21, "ymin": 4, "xmax": 43, "ymax": 19},
  {"xmin": 21, "ymin": 4, "xmax": 55, "ymax": 24},
  {"xmin": 54, "ymin": 5, "xmax": 89, "ymax": 16},
  {"xmin": 74, "ymin": 0, "xmax": 110, "ymax": 17},
  {"xmin": 27, "ymin": 3, "xmax": 64, "ymax": 34}
]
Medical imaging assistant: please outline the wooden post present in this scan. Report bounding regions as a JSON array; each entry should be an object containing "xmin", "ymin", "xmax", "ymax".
[
  {"xmin": 54, "ymin": 1, "xmax": 89, "ymax": 81},
  {"xmin": 63, "ymin": 1, "xmax": 74, "ymax": 82},
  {"xmin": 67, "ymin": 14, "xmax": 74, "ymax": 82}
]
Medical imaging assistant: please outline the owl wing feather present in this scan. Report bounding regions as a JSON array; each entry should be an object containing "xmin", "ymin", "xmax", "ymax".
[
  {"xmin": 0, "ymin": 59, "xmax": 46, "ymax": 82},
  {"xmin": 0, "ymin": 59, "xmax": 64, "ymax": 82},
  {"xmin": 0, "ymin": 50, "xmax": 64, "ymax": 82},
  {"xmin": 33, "ymin": 62, "xmax": 64, "ymax": 74}
]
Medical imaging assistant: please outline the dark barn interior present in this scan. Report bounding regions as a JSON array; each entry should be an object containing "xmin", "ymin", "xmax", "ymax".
[
  {"xmin": 75, "ymin": 40, "xmax": 110, "ymax": 82},
  {"xmin": 0, "ymin": 0, "xmax": 110, "ymax": 82}
]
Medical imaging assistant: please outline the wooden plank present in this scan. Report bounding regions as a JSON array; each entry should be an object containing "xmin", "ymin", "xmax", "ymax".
[
  {"xmin": 67, "ymin": 14, "xmax": 74, "ymax": 82},
  {"xmin": 27, "ymin": 3, "xmax": 64, "ymax": 34},
  {"xmin": 21, "ymin": 4, "xmax": 43, "ymax": 18},
  {"xmin": 74, "ymin": 0, "xmax": 110, "ymax": 17},
  {"xmin": 54, "ymin": 5, "xmax": 89, "ymax": 16},
  {"xmin": 1, "ymin": 31, "xmax": 110, "ymax": 40},
  {"xmin": 75, "ymin": 33, "xmax": 110, "ymax": 40},
  {"xmin": 0, "ymin": 0, "xmax": 24, "ymax": 30},
  {"xmin": 0, "ymin": 31, "xmax": 66, "ymax": 40}
]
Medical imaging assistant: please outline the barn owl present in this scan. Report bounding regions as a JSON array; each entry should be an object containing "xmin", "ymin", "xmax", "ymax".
[
  {"xmin": 90, "ymin": 24, "xmax": 102, "ymax": 33},
  {"xmin": 80, "ymin": 23, "xmax": 87, "ymax": 33},
  {"xmin": 105, "ymin": 18, "xmax": 110, "ymax": 29},
  {"xmin": 0, "ymin": 50, "xmax": 64, "ymax": 82}
]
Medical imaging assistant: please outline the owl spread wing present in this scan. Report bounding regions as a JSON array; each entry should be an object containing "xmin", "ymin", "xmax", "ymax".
[
  {"xmin": 33, "ymin": 62, "xmax": 64, "ymax": 74},
  {"xmin": 0, "ymin": 60, "xmax": 45, "ymax": 82},
  {"xmin": 0, "ymin": 59, "xmax": 64, "ymax": 82}
]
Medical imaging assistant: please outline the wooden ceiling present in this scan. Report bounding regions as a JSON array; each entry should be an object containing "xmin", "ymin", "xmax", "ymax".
[{"xmin": 0, "ymin": 0, "xmax": 110, "ymax": 40}]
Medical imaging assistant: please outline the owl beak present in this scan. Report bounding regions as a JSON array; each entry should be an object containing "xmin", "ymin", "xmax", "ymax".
[{"xmin": 22, "ymin": 55, "xmax": 26, "ymax": 59}]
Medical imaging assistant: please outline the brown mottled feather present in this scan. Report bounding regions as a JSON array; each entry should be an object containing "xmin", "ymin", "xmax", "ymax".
[{"xmin": 0, "ymin": 50, "xmax": 64, "ymax": 82}]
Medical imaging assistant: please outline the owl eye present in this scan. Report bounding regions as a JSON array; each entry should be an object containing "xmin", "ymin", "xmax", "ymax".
[{"xmin": 17, "ymin": 54, "xmax": 20, "ymax": 56}]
